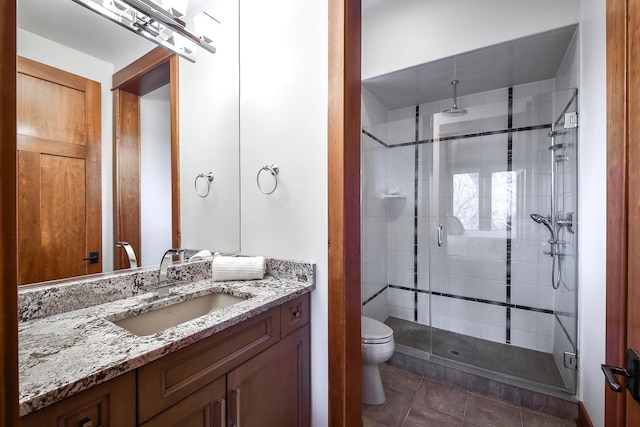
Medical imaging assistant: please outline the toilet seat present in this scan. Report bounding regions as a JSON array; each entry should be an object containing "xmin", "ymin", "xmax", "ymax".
[{"xmin": 361, "ymin": 316, "xmax": 393, "ymax": 345}]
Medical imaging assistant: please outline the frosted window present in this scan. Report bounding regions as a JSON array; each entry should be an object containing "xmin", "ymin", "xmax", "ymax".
[
  {"xmin": 491, "ymin": 171, "xmax": 517, "ymax": 231},
  {"xmin": 453, "ymin": 173, "xmax": 479, "ymax": 230}
]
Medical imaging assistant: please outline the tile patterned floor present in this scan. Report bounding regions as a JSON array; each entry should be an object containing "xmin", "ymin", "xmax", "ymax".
[
  {"xmin": 384, "ymin": 317, "xmax": 566, "ymax": 389},
  {"xmin": 362, "ymin": 364, "xmax": 576, "ymax": 427}
]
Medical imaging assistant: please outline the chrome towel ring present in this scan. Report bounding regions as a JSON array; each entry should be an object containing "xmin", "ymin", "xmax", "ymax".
[
  {"xmin": 257, "ymin": 164, "xmax": 279, "ymax": 194},
  {"xmin": 194, "ymin": 172, "xmax": 214, "ymax": 198}
]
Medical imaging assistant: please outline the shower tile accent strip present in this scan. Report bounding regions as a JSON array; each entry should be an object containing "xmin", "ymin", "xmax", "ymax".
[
  {"xmin": 362, "ymin": 128, "xmax": 389, "ymax": 147},
  {"xmin": 361, "ymin": 124, "xmax": 552, "ymax": 149},
  {"xmin": 413, "ymin": 105, "xmax": 420, "ymax": 322},
  {"xmin": 388, "ymin": 284, "xmax": 555, "ymax": 315},
  {"xmin": 362, "ymin": 284, "xmax": 388, "ymax": 307},
  {"xmin": 506, "ymin": 86, "xmax": 514, "ymax": 344}
]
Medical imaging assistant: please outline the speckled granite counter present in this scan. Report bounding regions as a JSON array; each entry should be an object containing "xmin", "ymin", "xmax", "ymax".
[{"xmin": 18, "ymin": 258, "xmax": 315, "ymax": 416}]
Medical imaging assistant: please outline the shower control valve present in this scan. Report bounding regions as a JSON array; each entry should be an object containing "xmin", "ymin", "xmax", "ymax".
[{"xmin": 557, "ymin": 212, "xmax": 574, "ymax": 234}]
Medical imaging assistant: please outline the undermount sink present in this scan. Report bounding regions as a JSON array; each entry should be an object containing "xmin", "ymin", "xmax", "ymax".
[{"xmin": 111, "ymin": 292, "xmax": 248, "ymax": 336}]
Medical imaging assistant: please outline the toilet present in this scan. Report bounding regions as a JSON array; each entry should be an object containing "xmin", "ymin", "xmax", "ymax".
[{"xmin": 361, "ymin": 316, "xmax": 395, "ymax": 405}]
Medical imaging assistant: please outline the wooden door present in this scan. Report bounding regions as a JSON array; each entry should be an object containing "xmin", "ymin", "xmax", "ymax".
[
  {"xmin": 227, "ymin": 325, "xmax": 310, "ymax": 427},
  {"xmin": 606, "ymin": 0, "xmax": 640, "ymax": 425},
  {"xmin": 17, "ymin": 57, "xmax": 102, "ymax": 285}
]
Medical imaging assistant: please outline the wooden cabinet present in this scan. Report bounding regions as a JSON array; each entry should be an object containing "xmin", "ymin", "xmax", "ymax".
[
  {"xmin": 141, "ymin": 294, "xmax": 310, "ymax": 427},
  {"xmin": 20, "ymin": 371, "xmax": 136, "ymax": 427},
  {"xmin": 21, "ymin": 294, "xmax": 310, "ymax": 427},
  {"xmin": 227, "ymin": 325, "xmax": 310, "ymax": 427},
  {"xmin": 140, "ymin": 377, "xmax": 226, "ymax": 427}
]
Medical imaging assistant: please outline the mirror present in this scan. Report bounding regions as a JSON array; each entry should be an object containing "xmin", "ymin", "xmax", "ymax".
[{"xmin": 16, "ymin": 0, "xmax": 240, "ymax": 284}]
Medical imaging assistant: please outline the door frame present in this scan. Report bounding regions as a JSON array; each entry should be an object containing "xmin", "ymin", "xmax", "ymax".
[
  {"xmin": 0, "ymin": 0, "xmax": 18, "ymax": 425},
  {"xmin": 327, "ymin": 0, "xmax": 362, "ymax": 424},
  {"xmin": 605, "ymin": 0, "xmax": 639, "ymax": 425},
  {"xmin": 112, "ymin": 47, "xmax": 181, "ymax": 269}
]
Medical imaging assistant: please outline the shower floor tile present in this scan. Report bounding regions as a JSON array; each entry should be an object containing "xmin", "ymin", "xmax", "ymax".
[{"xmin": 384, "ymin": 316, "xmax": 566, "ymax": 389}]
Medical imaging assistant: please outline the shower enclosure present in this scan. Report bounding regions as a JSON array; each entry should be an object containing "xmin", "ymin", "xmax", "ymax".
[{"xmin": 361, "ymin": 84, "xmax": 579, "ymax": 395}]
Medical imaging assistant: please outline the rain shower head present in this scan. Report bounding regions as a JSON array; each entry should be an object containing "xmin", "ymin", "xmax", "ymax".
[{"xmin": 442, "ymin": 80, "xmax": 468, "ymax": 117}]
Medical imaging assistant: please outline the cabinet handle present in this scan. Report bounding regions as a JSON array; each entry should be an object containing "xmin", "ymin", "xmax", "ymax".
[
  {"xmin": 233, "ymin": 387, "xmax": 241, "ymax": 427},
  {"xmin": 216, "ymin": 397, "xmax": 226, "ymax": 427},
  {"xmin": 78, "ymin": 418, "xmax": 93, "ymax": 427}
]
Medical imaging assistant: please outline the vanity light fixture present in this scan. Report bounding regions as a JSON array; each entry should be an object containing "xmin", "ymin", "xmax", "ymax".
[{"xmin": 71, "ymin": 0, "xmax": 217, "ymax": 63}]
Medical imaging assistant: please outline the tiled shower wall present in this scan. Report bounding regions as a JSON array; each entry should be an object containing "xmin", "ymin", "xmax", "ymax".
[
  {"xmin": 361, "ymin": 87, "xmax": 391, "ymax": 322},
  {"xmin": 361, "ymin": 82, "xmax": 578, "ymax": 386}
]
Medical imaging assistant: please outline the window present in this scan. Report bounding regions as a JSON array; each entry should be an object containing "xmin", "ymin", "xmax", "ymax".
[
  {"xmin": 491, "ymin": 171, "xmax": 517, "ymax": 231},
  {"xmin": 453, "ymin": 173, "xmax": 479, "ymax": 231}
]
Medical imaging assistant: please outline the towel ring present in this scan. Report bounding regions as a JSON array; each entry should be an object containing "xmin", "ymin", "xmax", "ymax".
[
  {"xmin": 257, "ymin": 164, "xmax": 279, "ymax": 194},
  {"xmin": 194, "ymin": 172, "xmax": 214, "ymax": 198}
]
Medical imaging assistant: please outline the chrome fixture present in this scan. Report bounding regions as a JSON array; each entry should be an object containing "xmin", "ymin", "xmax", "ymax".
[
  {"xmin": 257, "ymin": 164, "xmax": 280, "ymax": 195},
  {"xmin": 194, "ymin": 171, "xmax": 215, "ymax": 198},
  {"xmin": 116, "ymin": 241, "xmax": 138, "ymax": 268},
  {"xmin": 142, "ymin": 248, "xmax": 184, "ymax": 296},
  {"xmin": 530, "ymin": 126, "xmax": 575, "ymax": 290},
  {"xmin": 442, "ymin": 80, "xmax": 468, "ymax": 117},
  {"xmin": 71, "ymin": 0, "xmax": 218, "ymax": 63}
]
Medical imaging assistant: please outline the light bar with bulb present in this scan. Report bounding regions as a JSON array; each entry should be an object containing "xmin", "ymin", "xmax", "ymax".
[{"xmin": 71, "ymin": 0, "xmax": 217, "ymax": 63}]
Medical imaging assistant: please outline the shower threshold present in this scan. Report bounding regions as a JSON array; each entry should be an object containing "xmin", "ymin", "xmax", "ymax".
[{"xmin": 384, "ymin": 316, "xmax": 569, "ymax": 392}]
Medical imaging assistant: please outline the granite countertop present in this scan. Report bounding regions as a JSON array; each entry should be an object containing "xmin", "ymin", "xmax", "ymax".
[{"xmin": 18, "ymin": 259, "xmax": 315, "ymax": 417}]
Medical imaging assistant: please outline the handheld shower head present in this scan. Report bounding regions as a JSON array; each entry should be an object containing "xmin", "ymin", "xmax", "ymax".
[{"xmin": 530, "ymin": 213, "xmax": 555, "ymax": 239}]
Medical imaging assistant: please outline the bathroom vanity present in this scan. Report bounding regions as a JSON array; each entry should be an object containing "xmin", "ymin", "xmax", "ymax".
[{"xmin": 18, "ymin": 259, "xmax": 314, "ymax": 427}]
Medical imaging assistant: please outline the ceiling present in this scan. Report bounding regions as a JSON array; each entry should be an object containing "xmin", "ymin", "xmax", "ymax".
[
  {"xmin": 17, "ymin": 0, "xmax": 214, "ymax": 69},
  {"xmin": 362, "ymin": 25, "xmax": 578, "ymax": 111},
  {"xmin": 18, "ymin": 0, "xmax": 155, "ymax": 67}
]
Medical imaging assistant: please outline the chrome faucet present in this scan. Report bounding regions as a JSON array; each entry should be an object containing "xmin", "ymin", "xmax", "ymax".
[{"xmin": 142, "ymin": 249, "xmax": 184, "ymax": 296}]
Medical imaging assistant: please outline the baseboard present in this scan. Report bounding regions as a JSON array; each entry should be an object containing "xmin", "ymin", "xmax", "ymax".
[{"xmin": 577, "ymin": 401, "xmax": 594, "ymax": 427}]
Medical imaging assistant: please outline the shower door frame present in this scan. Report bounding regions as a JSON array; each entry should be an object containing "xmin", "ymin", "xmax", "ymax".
[{"xmin": 426, "ymin": 89, "xmax": 580, "ymax": 394}]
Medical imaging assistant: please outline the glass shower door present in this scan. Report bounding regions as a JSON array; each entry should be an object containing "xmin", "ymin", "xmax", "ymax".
[{"xmin": 428, "ymin": 89, "xmax": 578, "ymax": 394}]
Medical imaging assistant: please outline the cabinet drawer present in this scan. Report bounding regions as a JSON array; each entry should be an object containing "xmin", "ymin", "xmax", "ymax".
[
  {"xmin": 141, "ymin": 377, "xmax": 226, "ymax": 427},
  {"xmin": 280, "ymin": 293, "xmax": 310, "ymax": 338},
  {"xmin": 138, "ymin": 307, "xmax": 280, "ymax": 423},
  {"xmin": 21, "ymin": 372, "xmax": 135, "ymax": 427}
]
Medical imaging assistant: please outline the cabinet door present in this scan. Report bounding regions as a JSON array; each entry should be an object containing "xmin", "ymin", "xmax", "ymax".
[
  {"xmin": 141, "ymin": 376, "xmax": 226, "ymax": 427},
  {"xmin": 227, "ymin": 325, "xmax": 310, "ymax": 427},
  {"xmin": 20, "ymin": 372, "xmax": 135, "ymax": 427}
]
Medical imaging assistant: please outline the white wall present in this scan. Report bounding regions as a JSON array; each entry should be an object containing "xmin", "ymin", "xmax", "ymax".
[
  {"xmin": 17, "ymin": 29, "xmax": 115, "ymax": 272},
  {"xmin": 140, "ymin": 86, "xmax": 172, "ymax": 265},
  {"xmin": 362, "ymin": 0, "xmax": 580, "ymax": 80},
  {"xmin": 179, "ymin": 0, "xmax": 241, "ymax": 254},
  {"xmin": 578, "ymin": 0, "xmax": 607, "ymax": 425},
  {"xmin": 239, "ymin": 0, "xmax": 329, "ymax": 425}
]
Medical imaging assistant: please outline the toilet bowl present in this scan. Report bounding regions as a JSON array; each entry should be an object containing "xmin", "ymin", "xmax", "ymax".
[{"xmin": 361, "ymin": 316, "xmax": 395, "ymax": 405}]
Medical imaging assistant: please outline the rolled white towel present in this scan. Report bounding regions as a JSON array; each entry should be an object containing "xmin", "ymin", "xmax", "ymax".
[{"xmin": 212, "ymin": 255, "xmax": 266, "ymax": 282}]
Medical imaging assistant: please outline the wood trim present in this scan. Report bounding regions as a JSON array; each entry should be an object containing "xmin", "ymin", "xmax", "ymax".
[
  {"xmin": 17, "ymin": 135, "xmax": 87, "ymax": 159},
  {"xmin": 577, "ymin": 401, "xmax": 595, "ymax": 427},
  {"xmin": 606, "ymin": 0, "xmax": 629, "ymax": 424},
  {"xmin": 328, "ymin": 0, "xmax": 362, "ymax": 425},
  {"xmin": 112, "ymin": 47, "xmax": 172, "ymax": 95},
  {"xmin": 113, "ymin": 50, "xmax": 179, "ymax": 268},
  {"xmin": 0, "ymin": 0, "xmax": 19, "ymax": 424},
  {"xmin": 85, "ymin": 79, "xmax": 103, "ymax": 274},
  {"xmin": 113, "ymin": 89, "xmax": 142, "ymax": 269},
  {"xmin": 625, "ymin": 0, "xmax": 640, "ymax": 422},
  {"xmin": 17, "ymin": 56, "xmax": 87, "ymax": 91},
  {"xmin": 170, "ymin": 55, "xmax": 181, "ymax": 249}
]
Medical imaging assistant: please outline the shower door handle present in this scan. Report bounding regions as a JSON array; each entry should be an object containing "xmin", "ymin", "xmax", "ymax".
[{"xmin": 437, "ymin": 224, "xmax": 444, "ymax": 247}]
